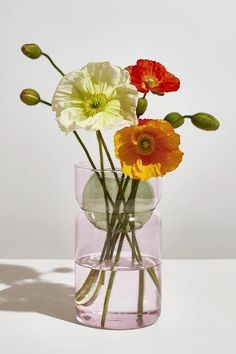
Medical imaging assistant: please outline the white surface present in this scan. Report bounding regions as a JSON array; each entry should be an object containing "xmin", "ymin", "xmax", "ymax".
[
  {"xmin": 0, "ymin": 0, "xmax": 236, "ymax": 258},
  {"xmin": 0, "ymin": 259, "xmax": 235, "ymax": 354}
]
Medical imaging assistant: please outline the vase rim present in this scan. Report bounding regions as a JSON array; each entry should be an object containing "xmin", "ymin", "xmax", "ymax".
[
  {"xmin": 74, "ymin": 161, "xmax": 162, "ymax": 186},
  {"xmin": 75, "ymin": 161, "xmax": 123, "ymax": 173}
]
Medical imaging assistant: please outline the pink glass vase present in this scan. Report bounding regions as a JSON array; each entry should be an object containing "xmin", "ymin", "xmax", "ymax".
[{"xmin": 74, "ymin": 162, "xmax": 162, "ymax": 330}]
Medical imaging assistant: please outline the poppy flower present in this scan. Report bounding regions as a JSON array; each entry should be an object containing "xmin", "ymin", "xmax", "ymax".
[
  {"xmin": 52, "ymin": 62, "xmax": 139, "ymax": 133},
  {"xmin": 125, "ymin": 59, "xmax": 180, "ymax": 94},
  {"xmin": 114, "ymin": 119, "xmax": 183, "ymax": 180}
]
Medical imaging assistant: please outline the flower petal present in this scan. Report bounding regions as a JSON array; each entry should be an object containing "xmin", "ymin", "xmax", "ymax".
[
  {"xmin": 52, "ymin": 62, "xmax": 139, "ymax": 132},
  {"xmin": 114, "ymin": 119, "xmax": 184, "ymax": 180}
]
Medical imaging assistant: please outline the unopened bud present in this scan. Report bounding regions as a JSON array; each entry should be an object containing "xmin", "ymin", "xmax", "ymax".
[
  {"xmin": 21, "ymin": 43, "xmax": 42, "ymax": 59},
  {"xmin": 164, "ymin": 112, "xmax": 184, "ymax": 128},
  {"xmin": 136, "ymin": 97, "xmax": 148, "ymax": 117},
  {"xmin": 191, "ymin": 112, "xmax": 220, "ymax": 131},
  {"xmin": 20, "ymin": 89, "xmax": 40, "ymax": 105}
]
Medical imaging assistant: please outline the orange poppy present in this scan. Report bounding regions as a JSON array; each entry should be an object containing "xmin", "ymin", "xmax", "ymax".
[
  {"xmin": 114, "ymin": 119, "xmax": 183, "ymax": 180},
  {"xmin": 125, "ymin": 59, "xmax": 180, "ymax": 94}
]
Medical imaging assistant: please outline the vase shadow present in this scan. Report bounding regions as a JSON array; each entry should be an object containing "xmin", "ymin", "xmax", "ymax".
[{"xmin": 0, "ymin": 264, "xmax": 77, "ymax": 324}]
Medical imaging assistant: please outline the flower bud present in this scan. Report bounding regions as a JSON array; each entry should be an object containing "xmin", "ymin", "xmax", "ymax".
[
  {"xmin": 164, "ymin": 112, "xmax": 184, "ymax": 128},
  {"xmin": 20, "ymin": 89, "xmax": 40, "ymax": 105},
  {"xmin": 21, "ymin": 43, "xmax": 42, "ymax": 59},
  {"xmin": 136, "ymin": 97, "xmax": 148, "ymax": 117},
  {"xmin": 191, "ymin": 112, "xmax": 220, "ymax": 131}
]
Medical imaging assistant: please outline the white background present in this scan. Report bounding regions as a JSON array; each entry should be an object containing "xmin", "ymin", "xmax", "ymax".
[{"xmin": 0, "ymin": 0, "xmax": 235, "ymax": 258}]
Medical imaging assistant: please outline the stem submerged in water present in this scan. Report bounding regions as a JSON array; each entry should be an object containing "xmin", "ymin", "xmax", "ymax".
[
  {"xmin": 101, "ymin": 234, "xmax": 125, "ymax": 327},
  {"xmin": 138, "ymin": 270, "xmax": 145, "ymax": 316}
]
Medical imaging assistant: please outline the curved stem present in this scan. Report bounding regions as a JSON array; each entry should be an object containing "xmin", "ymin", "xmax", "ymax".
[
  {"xmin": 40, "ymin": 99, "xmax": 52, "ymax": 106},
  {"xmin": 171, "ymin": 115, "xmax": 192, "ymax": 128},
  {"xmin": 74, "ymin": 131, "xmax": 115, "ymax": 207},
  {"xmin": 73, "ymin": 131, "xmax": 97, "ymax": 170},
  {"xmin": 41, "ymin": 52, "xmax": 65, "ymax": 76},
  {"xmin": 81, "ymin": 271, "xmax": 105, "ymax": 306},
  {"xmin": 75, "ymin": 270, "xmax": 99, "ymax": 302}
]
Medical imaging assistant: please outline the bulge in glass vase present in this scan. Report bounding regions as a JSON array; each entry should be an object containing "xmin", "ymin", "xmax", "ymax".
[{"xmin": 82, "ymin": 172, "xmax": 156, "ymax": 231}]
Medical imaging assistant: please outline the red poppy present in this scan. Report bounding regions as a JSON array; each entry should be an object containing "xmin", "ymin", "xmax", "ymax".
[
  {"xmin": 138, "ymin": 118, "xmax": 152, "ymax": 126},
  {"xmin": 125, "ymin": 59, "xmax": 180, "ymax": 94}
]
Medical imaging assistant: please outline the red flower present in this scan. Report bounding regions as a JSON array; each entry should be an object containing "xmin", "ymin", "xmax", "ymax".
[
  {"xmin": 125, "ymin": 59, "xmax": 180, "ymax": 94},
  {"xmin": 138, "ymin": 118, "xmax": 152, "ymax": 126}
]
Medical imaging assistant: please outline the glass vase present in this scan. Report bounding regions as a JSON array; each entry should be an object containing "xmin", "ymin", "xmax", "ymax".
[{"xmin": 74, "ymin": 162, "xmax": 162, "ymax": 330}]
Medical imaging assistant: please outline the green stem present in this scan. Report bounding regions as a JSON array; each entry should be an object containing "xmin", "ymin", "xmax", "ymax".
[
  {"xmin": 101, "ymin": 176, "xmax": 130, "ymax": 261},
  {"xmin": 172, "ymin": 115, "xmax": 192, "ymax": 128},
  {"xmin": 75, "ymin": 169, "xmax": 129, "ymax": 305},
  {"xmin": 101, "ymin": 234, "xmax": 125, "ymax": 327},
  {"xmin": 81, "ymin": 271, "xmax": 105, "ymax": 306},
  {"xmin": 125, "ymin": 231, "xmax": 160, "ymax": 291},
  {"xmin": 73, "ymin": 131, "xmax": 97, "ymax": 170},
  {"xmin": 96, "ymin": 131, "xmax": 110, "ymax": 229},
  {"xmin": 73, "ymin": 131, "xmax": 114, "ymax": 208},
  {"xmin": 108, "ymin": 178, "xmax": 138, "ymax": 257},
  {"xmin": 101, "ymin": 271, "xmax": 116, "ymax": 328},
  {"xmin": 128, "ymin": 180, "xmax": 139, "ymax": 263},
  {"xmin": 131, "ymin": 223, "xmax": 136, "ymax": 263},
  {"xmin": 96, "ymin": 130, "xmax": 120, "ymax": 186},
  {"xmin": 75, "ymin": 269, "xmax": 99, "ymax": 303},
  {"xmin": 100, "ymin": 180, "xmax": 140, "ymax": 327},
  {"xmin": 137, "ymin": 270, "xmax": 145, "ymax": 316},
  {"xmin": 131, "ymin": 229, "xmax": 161, "ymax": 292},
  {"xmin": 41, "ymin": 52, "xmax": 65, "ymax": 76},
  {"xmin": 38, "ymin": 102, "xmax": 114, "ymax": 210},
  {"xmin": 147, "ymin": 268, "xmax": 161, "ymax": 292},
  {"xmin": 39, "ymin": 99, "xmax": 52, "ymax": 106}
]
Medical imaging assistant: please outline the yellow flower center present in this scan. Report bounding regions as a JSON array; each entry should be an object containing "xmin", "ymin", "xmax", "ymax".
[
  {"xmin": 143, "ymin": 75, "xmax": 159, "ymax": 88},
  {"xmin": 136, "ymin": 133, "xmax": 156, "ymax": 156},
  {"xmin": 83, "ymin": 94, "xmax": 108, "ymax": 117}
]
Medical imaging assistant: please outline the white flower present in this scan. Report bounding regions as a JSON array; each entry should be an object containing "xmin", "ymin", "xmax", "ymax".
[{"xmin": 52, "ymin": 62, "xmax": 139, "ymax": 132}]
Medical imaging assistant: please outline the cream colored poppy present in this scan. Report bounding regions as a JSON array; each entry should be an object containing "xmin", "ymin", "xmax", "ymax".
[{"xmin": 52, "ymin": 62, "xmax": 139, "ymax": 132}]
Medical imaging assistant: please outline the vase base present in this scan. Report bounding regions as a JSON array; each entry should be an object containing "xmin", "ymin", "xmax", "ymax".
[{"xmin": 76, "ymin": 308, "xmax": 161, "ymax": 330}]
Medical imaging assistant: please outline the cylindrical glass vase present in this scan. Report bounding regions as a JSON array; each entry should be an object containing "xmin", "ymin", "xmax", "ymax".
[{"xmin": 74, "ymin": 162, "xmax": 162, "ymax": 330}]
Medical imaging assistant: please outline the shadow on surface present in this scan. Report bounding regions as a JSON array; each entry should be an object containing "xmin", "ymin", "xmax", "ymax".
[{"xmin": 0, "ymin": 264, "xmax": 77, "ymax": 324}]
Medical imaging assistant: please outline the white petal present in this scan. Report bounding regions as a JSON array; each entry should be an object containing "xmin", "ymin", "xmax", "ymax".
[{"xmin": 52, "ymin": 61, "xmax": 139, "ymax": 132}]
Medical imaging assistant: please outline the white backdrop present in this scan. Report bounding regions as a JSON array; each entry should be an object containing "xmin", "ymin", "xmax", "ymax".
[{"xmin": 0, "ymin": 0, "xmax": 235, "ymax": 258}]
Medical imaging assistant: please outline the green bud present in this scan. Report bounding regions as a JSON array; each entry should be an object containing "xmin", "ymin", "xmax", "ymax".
[
  {"xmin": 164, "ymin": 112, "xmax": 184, "ymax": 128},
  {"xmin": 136, "ymin": 97, "xmax": 148, "ymax": 117},
  {"xmin": 20, "ymin": 89, "xmax": 40, "ymax": 105},
  {"xmin": 21, "ymin": 43, "xmax": 42, "ymax": 59},
  {"xmin": 191, "ymin": 112, "xmax": 220, "ymax": 131}
]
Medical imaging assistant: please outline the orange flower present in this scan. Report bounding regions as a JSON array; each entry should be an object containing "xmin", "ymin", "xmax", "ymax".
[
  {"xmin": 114, "ymin": 119, "xmax": 183, "ymax": 180},
  {"xmin": 125, "ymin": 59, "xmax": 180, "ymax": 94}
]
